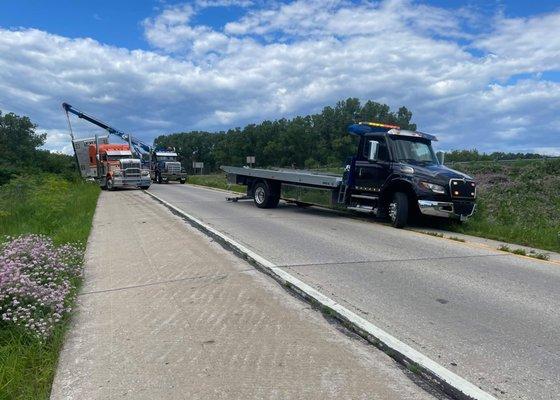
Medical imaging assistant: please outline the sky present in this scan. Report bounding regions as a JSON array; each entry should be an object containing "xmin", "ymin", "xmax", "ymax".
[{"xmin": 1, "ymin": 0, "xmax": 560, "ymax": 155}]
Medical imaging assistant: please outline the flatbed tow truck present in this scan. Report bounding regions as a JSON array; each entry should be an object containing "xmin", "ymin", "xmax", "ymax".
[{"xmin": 221, "ymin": 122, "xmax": 476, "ymax": 228}]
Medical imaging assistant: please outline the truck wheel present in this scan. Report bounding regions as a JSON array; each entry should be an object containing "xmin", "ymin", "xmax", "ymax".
[
  {"xmin": 388, "ymin": 192, "xmax": 408, "ymax": 228},
  {"xmin": 106, "ymin": 178, "xmax": 115, "ymax": 191},
  {"xmin": 253, "ymin": 182, "xmax": 279, "ymax": 209},
  {"xmin": 156, "ymin": 174, "xmax": 162, "ymax": 184},
  {"xmin": 179, "ymin": 178, "xmax": 186, "ymax": 184}
]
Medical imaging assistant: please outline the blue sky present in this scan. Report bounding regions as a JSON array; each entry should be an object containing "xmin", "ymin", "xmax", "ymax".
[
  {"xmin": 3, "ymin": 1, "xmax": 559, "ymax": 49},
  {"xmin": 1, "ymin": 0, "xmax": 560, "ymax": 154}
]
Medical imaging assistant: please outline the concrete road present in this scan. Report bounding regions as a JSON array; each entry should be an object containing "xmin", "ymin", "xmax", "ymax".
[
  {"xmin": 148, "ymin": 183, "xmax": 560, "ymax": 400},
  {"xmin": 52, "ymin": 191, "xmax": 435, "ymax": 399}
]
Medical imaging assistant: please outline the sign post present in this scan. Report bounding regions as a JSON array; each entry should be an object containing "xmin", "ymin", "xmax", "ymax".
[
  {"xmin": 246, "ymin": 156, "xmax": 255, "ymax": 168},
  {"xmin": 193, "ymin": 161, "xmax": 204, "ymax": 175}
]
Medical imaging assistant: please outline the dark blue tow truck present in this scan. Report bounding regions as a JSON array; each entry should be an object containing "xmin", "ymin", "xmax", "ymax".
[{"xmin": 222, "ymin": 122, "xmax": 476, "ymax": 228}]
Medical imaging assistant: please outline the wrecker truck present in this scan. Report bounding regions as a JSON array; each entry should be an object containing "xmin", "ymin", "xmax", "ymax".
[
  {"xmin": 222, "ymin": 122, "xmax": 476, "ymax": 228},
  {"xmin": 150, "ymin": 150, "xmax": 187, "ymax": 184},
  {"xmin": 62, "ymin": 103, "xmax": 187, "ymax": 190}
]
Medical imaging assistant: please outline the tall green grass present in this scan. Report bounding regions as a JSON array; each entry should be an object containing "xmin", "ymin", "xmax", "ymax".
[
  {"xmin": 0, "ymin": 175, "xmax": 100, "ymax": 400},
  {"xmin": 0, "ymin": 175, "xmax": 100, "ymax": 244},
  {"xmin": 450, "ymin": 159, "xmax": 560, "ymax": 252}
]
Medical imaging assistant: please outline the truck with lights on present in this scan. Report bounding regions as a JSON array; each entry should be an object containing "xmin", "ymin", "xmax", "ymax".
[{"xmin": 222, "ymin": 122, "xmax": 476, "ymax": 228}]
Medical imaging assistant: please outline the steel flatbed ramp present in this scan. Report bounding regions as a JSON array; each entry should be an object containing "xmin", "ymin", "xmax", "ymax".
[{"xmin": 221, "ymin": 165, "xmax": 342, "ymax": 188}]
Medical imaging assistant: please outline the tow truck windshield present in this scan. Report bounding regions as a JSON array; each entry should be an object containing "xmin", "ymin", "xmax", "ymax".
[{"xmin": 391, "ymin": 137, "xmax": 438, "ymax": 165}]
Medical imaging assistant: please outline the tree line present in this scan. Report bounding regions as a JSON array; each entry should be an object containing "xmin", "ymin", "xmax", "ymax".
[
  {"xmin": 0, "ymin": 110, "xmax": 77, "ymax": 185},
  {"xmin": 444, "ymin": 149, "xmax": 552, "ymax": 163},
  {"xmin": 154, "ymin": 98, "xmax": 417, "ymax": 172}
]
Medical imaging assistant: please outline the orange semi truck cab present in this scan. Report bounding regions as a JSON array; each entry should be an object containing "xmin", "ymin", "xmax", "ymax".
[{"xmin": 88, "ymin": 143, "xmax": 151, "ymax": 190}]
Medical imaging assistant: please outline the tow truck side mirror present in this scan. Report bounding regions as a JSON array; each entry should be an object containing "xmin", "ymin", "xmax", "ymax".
[
  {"xmin": 367, "ymin": 140, "xmax": 379, "ymax": 162},
  {"xmin": 436, "ymin": 151, "xmax": 445, "ymax": 165}
]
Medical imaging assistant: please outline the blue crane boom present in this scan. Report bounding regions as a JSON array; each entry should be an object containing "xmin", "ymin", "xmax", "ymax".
[{"xmin": 62, "ymin": 102, "xmax": 152, "ymax": 154}]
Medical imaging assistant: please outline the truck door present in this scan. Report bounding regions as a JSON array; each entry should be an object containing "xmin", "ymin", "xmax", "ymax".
[{"xmin": 353, "ymin": 136, "xmax": 391, "ymax": 194}]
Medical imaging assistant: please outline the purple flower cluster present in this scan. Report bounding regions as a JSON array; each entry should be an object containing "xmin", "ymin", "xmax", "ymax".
[{"xmin": 0, "ymin": 235, "xmax": 84, "ymax": 339}]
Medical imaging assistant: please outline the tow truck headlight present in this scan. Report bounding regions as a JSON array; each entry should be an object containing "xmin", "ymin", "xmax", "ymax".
[{"xmin": 420, "ymin": 181, "xmax": 446, "ymax": 194}]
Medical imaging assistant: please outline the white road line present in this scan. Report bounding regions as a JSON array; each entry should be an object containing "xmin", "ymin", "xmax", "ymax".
[{"xmin": 145, "ymin": 190, "xmax": 496, "ymax": 400}]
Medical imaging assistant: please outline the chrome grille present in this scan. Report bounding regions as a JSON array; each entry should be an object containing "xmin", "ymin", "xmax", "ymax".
[
  {"xmin": 123, "ymin": 168, "xmax": 141, "ymax": 177},
  {"xmin": 450, "ymin": 179, "xmax": 476, "ymax": 199},
  {"xmin": 166, "ymin": 162, "xmax": 182, "ymax": 174},
  {"xmin": 121, "ymin": 161, "xmax": 141, "ymax": 178}
]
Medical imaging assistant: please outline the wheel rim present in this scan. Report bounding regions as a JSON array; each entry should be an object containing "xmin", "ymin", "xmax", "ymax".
[
  {"xmin": 107, "ymin": 179, "xmax": 113, "ymax": 189},
  {"xmin": 255, "ymin": 187, "xmax": 266, "ymax": 204},
  {"xmin": 388, "ymin": 202, "xmax": 397, "ymax": 222}
]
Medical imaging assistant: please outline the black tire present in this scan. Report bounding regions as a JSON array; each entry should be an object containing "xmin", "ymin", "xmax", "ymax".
[
  {"xmin": 156, "ymin": 173, "xmax": 162, "ymax": 184},
  {"xmin": 253, "ymin": 181, "xmax": 279, "ymax": 209},
  {"xmin": 388, "ymin": 192, "xmax": 408, "ymax": 228},
  {"xmin": 106, "ymin": 178, "xmax": 115, "ymax": 191},
  {"xmin": 179, "ymin": 178, "xmax": 186, "ymax": 184}
]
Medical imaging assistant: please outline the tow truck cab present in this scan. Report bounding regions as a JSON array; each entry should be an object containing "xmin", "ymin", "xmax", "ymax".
[{"xmin": 346, "ymin": 122, "xmax": 476, "ymax": 227}]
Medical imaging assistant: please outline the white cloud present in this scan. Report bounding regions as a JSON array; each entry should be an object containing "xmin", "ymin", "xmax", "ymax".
[
  {"xmin": 0, "ymin": 0, "xmax": 560, "ymax": 155},
  {"xmin": 474, "ymin": 11, "xmax": 560, "ymax": 75}
]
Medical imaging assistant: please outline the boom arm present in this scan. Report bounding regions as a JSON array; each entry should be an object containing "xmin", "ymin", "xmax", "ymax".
[{"xmin": 62, "ymin": 102, "xmax": 152, "ymax": 154}]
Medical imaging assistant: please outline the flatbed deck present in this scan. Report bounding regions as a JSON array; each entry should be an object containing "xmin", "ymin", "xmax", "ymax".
[{"xmin": 221, "ymin": 166, "xmax": 342, "ymax": 188}]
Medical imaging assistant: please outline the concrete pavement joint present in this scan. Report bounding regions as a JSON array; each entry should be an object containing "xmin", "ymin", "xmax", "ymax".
[
  {"xmin": 144, "ymin": 190, "xmax": 497, "ymax": 400},
  {"xmin": 278, "ymin": 253, "xmax": 509, "ymax": 269},
  {"xmin": 79, "ymin": 273, "xmax": 230, "ymax": 296}
]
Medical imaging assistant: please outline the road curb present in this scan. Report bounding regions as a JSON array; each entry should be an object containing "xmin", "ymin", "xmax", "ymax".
[{"xmin": 144, "ymin": 190, "xmax": 496, "ymax": 400}]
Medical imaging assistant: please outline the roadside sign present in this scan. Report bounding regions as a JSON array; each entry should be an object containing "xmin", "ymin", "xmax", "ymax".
[
  {"xmin": 246, "ymin": 156, "xmax": 255, "ymax": 164},
  {"xmin": 193, "ymin": 162, "xmax": 204, "ymax": 169}
]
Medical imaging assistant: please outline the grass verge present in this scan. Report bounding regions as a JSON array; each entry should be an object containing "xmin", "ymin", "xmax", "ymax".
[
  {"xmin": 188, "ymin": 173, "xmax": 245, "ymax": 193},
  {"xmin": 449, "ymin": 159, "xmax": 560, "ymax": 253},
  {"xmin": 0, "ymin": 175, "xmax": 100, "ymax": 400}
]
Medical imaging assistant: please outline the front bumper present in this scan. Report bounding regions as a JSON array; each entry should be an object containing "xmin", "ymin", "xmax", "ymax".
[
  {"xmin": 113, "ymin": 177, "xmax": 151, "ymax": 187},
  {"xmin": 161, "ymin": 172, "xmax": 187, "ymax": 181},
  {"xmin": 418, "ymin": 200, "xmax": 476, "ymax": 221}
]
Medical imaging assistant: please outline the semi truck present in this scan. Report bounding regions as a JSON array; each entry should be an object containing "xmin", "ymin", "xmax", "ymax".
[
  {"xmin": 221, "ymin": 122, "xmax": 476, "ymax": 228},
  {"xmin": 88, "ymin": 141, "xmax": 151, "ymax": 190},
  {"xmin": 150, "ymin": 150, "xmax": 187, "ymax": 184}
]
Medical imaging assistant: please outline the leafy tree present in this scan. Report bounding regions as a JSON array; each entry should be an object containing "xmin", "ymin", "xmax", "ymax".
[
  {"xmin": 0, "ymin": 111, "xmax": 46, "ymax": 165},
  {"xmin": 0, "ymin": 110, "xmax": 78, "ymax": 184}
]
